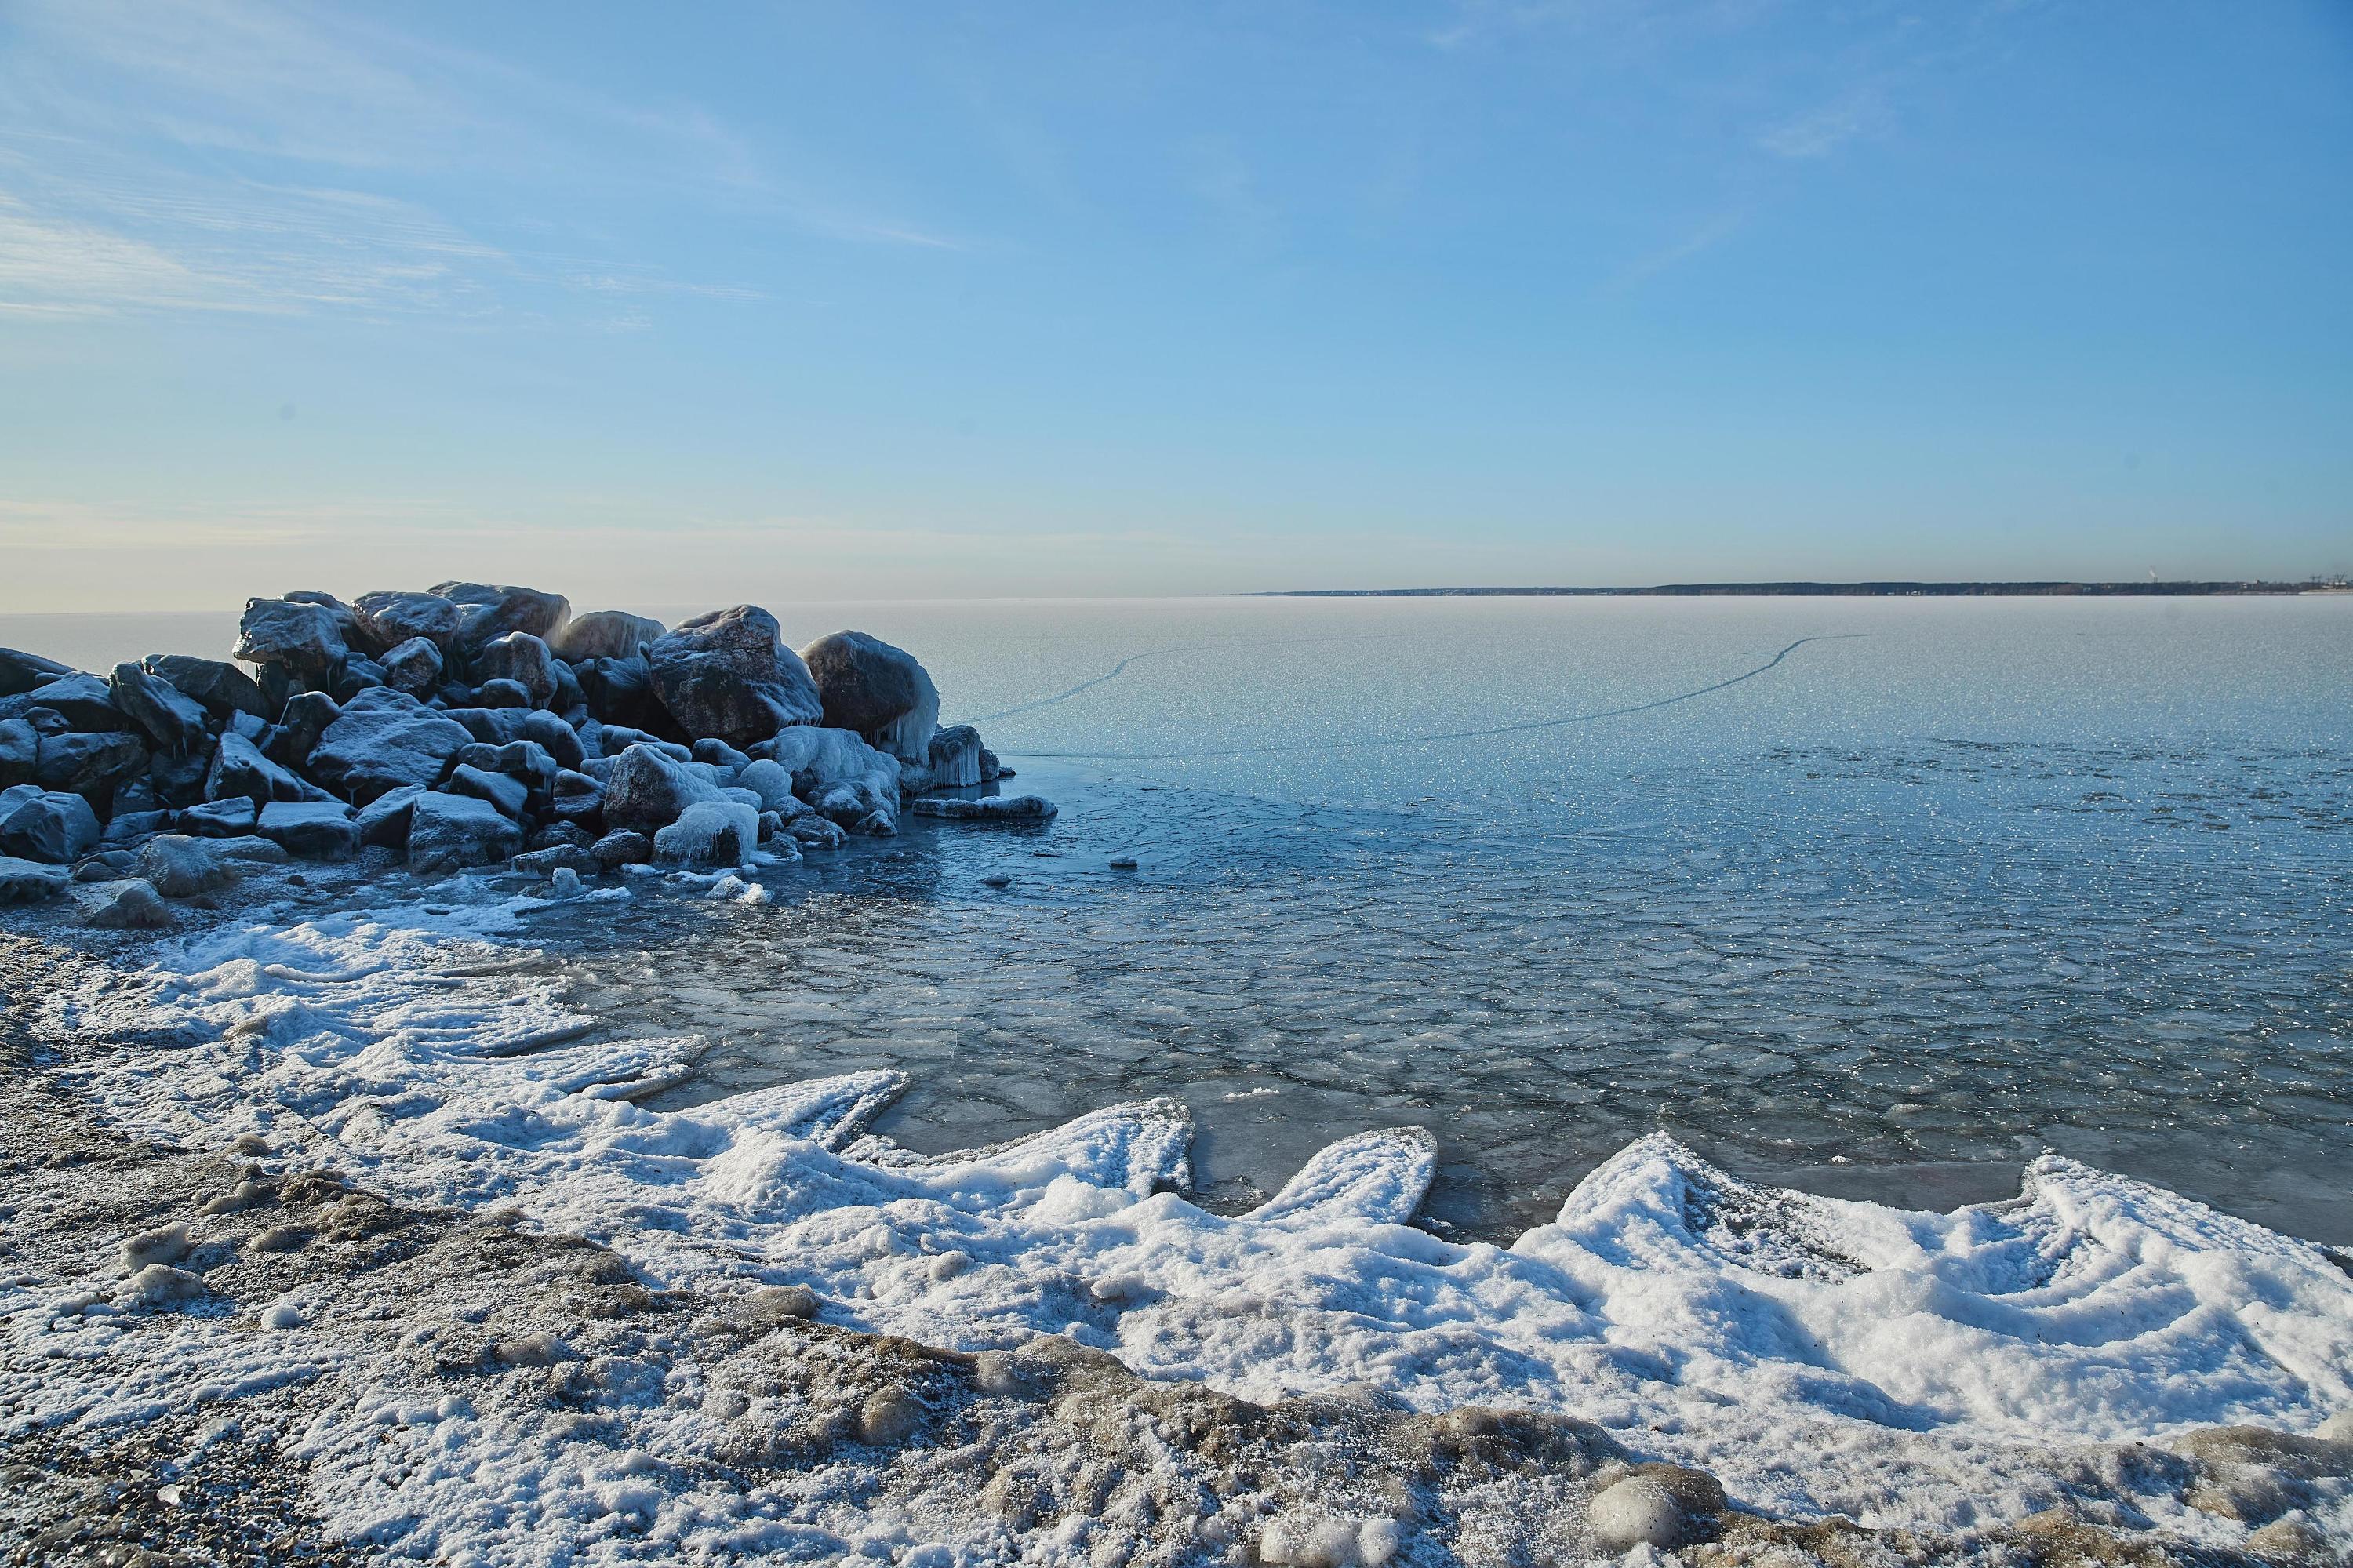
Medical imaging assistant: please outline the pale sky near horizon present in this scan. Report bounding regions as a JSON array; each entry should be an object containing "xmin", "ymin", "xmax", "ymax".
[{"xmin": 2, "ymin": 0, "xmax": 2349, "ymax": 613}]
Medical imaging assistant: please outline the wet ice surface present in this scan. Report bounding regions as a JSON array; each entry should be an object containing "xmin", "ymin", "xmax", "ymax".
[{"xmin": 502, "ymin": 595, "xmax": 2353, "ymax": 1245}]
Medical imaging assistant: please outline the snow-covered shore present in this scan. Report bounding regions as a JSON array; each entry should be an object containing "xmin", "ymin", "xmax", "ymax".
[{"xmin": 5, "ymin": 875, "xmax": 2349, "ymax": 1565}]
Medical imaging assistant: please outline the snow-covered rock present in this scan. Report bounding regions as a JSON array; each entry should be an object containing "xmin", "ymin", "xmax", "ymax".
[
  {"xmin": 234, "ymin": 596, "xmax": 349, "ymax": 682},
  {"xmin": 0, "ymin": 853, "xmax": 68, "ymax": 902},
  {"xmin": 406, "ymin": 792, "xmax": 521, "ymax": 873},
  {"xmin": 907, "ymin": 793, "xmax": 1056, "ymax": 823},
  {"xmin": 136, "ymin": 834, "xmax": 235, "ymax": 897},
  {"xmin": 256, "ymin": 800, "xmax": 358, "ymax": 860},
  {"xmin": 307, "ymin": 687, "xmax": 474, "ymax": 803},
  {"xmin": 801, "ymin": 630, "xmax": 940, "ymax": 764},
  {"xmin": 648, "ymin": 605, "xmax": 821, "ymax": 748},
  {"xmin": 78, "ymin": 876, "xmax": 175, "ymax": 929},
  {"xmin": 352, "ymin": 589, "xmax": 464, "ymax": 654},
  {"xmin": 0, "ymin": 785, "xmax": 102, "ymax": 863}
]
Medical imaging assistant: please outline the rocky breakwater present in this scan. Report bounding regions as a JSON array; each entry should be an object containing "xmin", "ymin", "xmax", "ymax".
[{"xmin": 0, "ymin": 586, "xmax": 1054, "ymax": 922}]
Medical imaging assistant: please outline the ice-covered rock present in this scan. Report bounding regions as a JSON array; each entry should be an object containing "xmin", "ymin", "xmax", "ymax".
[
  {"xmin": 354, "ymin": 784, "xmax": 427, "ymax": 848},
  {"xmin": 653, "ymin": 800, "xmax": 760, "ymax": 867},
  {"xmin": 235, "ymin": 596, "xmax": 349, "ymax": 682},
  {"xmin": 379, "ymin": 635, "xmax": 443, "ymax": 695},
  {"xmin": 176, "ymin": 797, "xmax": 259, "ymax": 838},
  {"xmin": 590, "ymin": 829, "xmax": 653, "ymax": 869},
  {"xmin": 0, "ymin": 719, "xmax": 35, "ymax": 788},
  {"xmin": 0, "ymin": 786, "xmax": 102, "ymax": 863},
  {"xmin": 601, "ymin": 742, "xmax": 724, "ymax": 834},
  {"xmin": 648, "ymin": 605, "xmax": 821, "ymax": 747},
  {"xmin": 472, "ymin": 631, "xmax": 557, "ymax": 708},
  {"xmin": 730, "ymin": 758, "xmax": 802, "ymax": 813},
  {"xmin": 268, "ymin": 690, "xmax": 340, "ymax": 771},
  {"xmin": 2, "ymin": 671, "xmax": 126, "ymax": 732},
  {"xmin": 0, "ymin": 646, "xmax": 74, "ymax": 699},
  {"xmin": 575, "ymin": 653, "xmax": 665, "ymax": 733},
  {"xmin": 205, "ymin": 731, "xmax": 306, "ymax": 807},
  {"xmin": 0, "ymin": 853, "xmax": 68, "ymax": 903},
  {"xmin": 257, "ymin": 800, "xmax": 358, "ymax": 860},
  {"xmin": 108, "ymin": 663, "xmax": 210, "ymax": 754},
  {"xmin": 1585, "ymin": 1467, "xmax": 1725, "ymax": 1551},
  {"xmin": 447, "ymin": 764, "xmax": 529, "ymax": 820},
  {"xmin": 431, "ymin": 582, "xmax": 571, "ymax": 656},
  {"xmin": 907, "ymin": 794, "xmax": 1057, "ymax": 823},
  {"xmin": 352, "ymin": 590, "xmax": 463, "ymax": 654},
  {"xmin": 750, "ymin": 725, "xmax": 900, "ymax": 809},
  {"xmin": 552, "ymin": 609, "xmax": 665, "ymax": 663},
  {"xmin": 137, "ymin": 834, "xmax": 235, "ymax": 897},
  {"xmin": 307, "ymin": 687, "xmax": 474, "ymax": 803},
  {"xmin": 34, "ymin": 729, "xmax": 148, "ymax": 798},
  {"xmin": 801, "ymin": 630, "xmax": 940, "ymax": 763},
  {"xmin": 141, "ymin": 655, "xmax": 269, "ymax": 720},
  {"xmin": 79, "ymin": 876, "xmax": 175, "ymax": 929},
  {"xmin": 926, "ymin": 724, "xmax": 985, "ymax": 788},
  {"xmin": 406, "ymin": 792, "xmax": 522, "ymax": 873}
]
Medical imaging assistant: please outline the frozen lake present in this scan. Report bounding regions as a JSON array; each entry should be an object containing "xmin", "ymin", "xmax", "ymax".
[{"xmin": 11, "ymin": 595, "xmax": 2351, "ymax": 1241}]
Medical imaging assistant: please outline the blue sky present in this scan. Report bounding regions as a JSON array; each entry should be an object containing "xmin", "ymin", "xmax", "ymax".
[{"xmin": 2, "ymin": 0, "xmax": 2348, "ymax": 610}]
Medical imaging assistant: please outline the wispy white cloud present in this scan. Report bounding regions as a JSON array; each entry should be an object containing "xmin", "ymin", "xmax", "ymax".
[{"xmin": 1757, "ymin": 85, "xmax": 1889, "ymax": 160}]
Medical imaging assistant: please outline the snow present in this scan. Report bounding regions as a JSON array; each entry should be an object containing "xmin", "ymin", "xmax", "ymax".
[{"xmin": 18, "ymin": 898, "xmax": 2353, "ymax": 1558}]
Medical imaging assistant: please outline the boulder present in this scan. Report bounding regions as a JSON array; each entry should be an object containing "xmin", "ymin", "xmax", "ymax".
[
  {"xmin": 146, "ymin": 749, "xmax": 211, "ymax": 809},
  {"xmin": 926, "ymin": 724, "xmax": 985, "ymax": 789},
  {"xmin": 601, "ymin": 743, "xmax": 724, "ymax": 834},
  {"xmin": 476, "ymin": 678, "xmax": 531, "ymax": 709},
  {"xmin": 454, "ymin": 740, "xmax": 559, "ymax": 797},
  {"xmin": 526, "ymin": 820, "xmax": 595, "ymax": 853},
  {"xmin": 751, "ymin": 726, "xmax": 900, "ymax": 827},
  {"xmin": 0, "ymin": 854, "xmax": 70, "ymax": 904},
  {"xmin": 549, "ymin": 769, "xmax": 604, "ymax": 827},
  {"xmin": 595, "ymin": 726, "xmax": 686, "ymax": 762},
  {"xmin": 267, "ymin": 691, "xmax": 340, "ymax": 771},
  {"xmin": 331, "ymin": 656, "xmax": 386, "ymax": 701},
  {"xmin": 351, "ymin": 590, "xmax": 463, "ymax": 655},
  {"xmin": 137, "ymin": 835, "xmax": 236, "ymax": 897},
  {"xmin": 648, "ymin": 606, "xmax": 821, "ymax": 748},
  {"xmin": 205, "ymin": 732, "xmax": 307, "ymax": 807},
  {"xmin": 430, "ymin": 582, "xmax": 571, "ymax": 657},
  {"xmin": 109, "ymin": 664, "xmax": 211, "ymax": 754},
  {"xmin": 98, "ymin": 809, "xmax": 169, "ymax": 846},
  {"xmin": 589, "ymin": 830, "xmax": 653, "ymax": 870},
  {"xmin": 80, "ymin": 878, "xmax": 175, "ymax": 930},
  {"xmin": 176, "ymin": 798, "xmax": 260, "ymax": 838},
  {"xmin": 472, "ymin": 632, "xmax": 557, "ymax": 708},
  {"xmin": 307, "ymin": 687, "xmax": 474, "ymax": 803},
  {"xmin": 907, "ymin": 794, "xmax": 1057, "ymax": 823},
  {"xmin": 0, "ymin": 788, "xmax": 103, "ymax": 863},
  {"xmin": 551, "ymin": 609, "xmax": 664, "ymax": 663},
  {"xmin": 207, "ymin": 835, "xmax": 290, "ymax": 866},
  {"xmin": 518, "ymin": 710, "xmax": 586, "ymax": 770},
  {"xmin": 35, "ymin": 729, "xmax": 149, "ymax": 799},
  {"xmin": 354, "ymin": 784, "xmax": 427, "ymax": 849},
  {"xmin": 653, "ymin": 800, "xmax": 760, "ymax": 868},
  {"xmin": 141, "ymin": 656, "xmax": 269, "ymax": 720},
  {"xmin": 234, "ymin": 597, "xmax": 349, "ymax": 682},
  {"xmin": 406, "ymin": 792, "xmax": 522, "ymax": 874},
  {"xmin": 0, "ymin": 647, "xmax": 75, "ymax": 700},
  {"xmin": 0, "ymin": 719, "xmax": 35, "ymax": 787},
  {"xmin": 575, "ymin": 654, "xmax": 667, "ymax": 732},
  {"xmin": 801, "ymin": 631, "xmax": 940, "ymax": 763},
  {"xmin": 446, "ymin": 764, "xmax": 528, "ymax": 820},
  {"xmin": 379, "ymin": 636, "xmax": 443, "ymax": 695},
  {"xmin": 788, "ymin": 816, "xmax": 846, "ymax": 851},
  {"xmin": 691, "ymin": 737, "xmax": 751, "ymax": 775},
  {"xmin": 1, "ymin": 673, "xmax": 125, "ymax": 732},
  {"xmin": 514, "ymin": 843, "xmax": 600, "ymax": 878},
  {"xmin": 257, "ymin": 800, "xmax": 358, "ymax": 860},
  {"xmin": 732, "ymin": 758, "xmax": 800, "ymax": 813}
]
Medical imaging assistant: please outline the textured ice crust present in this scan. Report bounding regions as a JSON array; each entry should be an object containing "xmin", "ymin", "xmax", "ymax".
[{"xmin": 36, "ymin": 901, "xmax": 2353, "ymax": 1549}]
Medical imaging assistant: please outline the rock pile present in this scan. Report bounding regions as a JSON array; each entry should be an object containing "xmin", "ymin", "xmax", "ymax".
[{"xmin": 0, "ymin": 585, "xmax": 1019, "ymax": 918}]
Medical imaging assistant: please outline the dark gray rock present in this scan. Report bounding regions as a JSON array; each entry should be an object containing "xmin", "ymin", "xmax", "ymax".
[
  {"xmin": 1, "ymin": 673, "xmax": 125, "ymax": 732},
  {"xmin": 142, "ymin": 656, "xmax": 269, "ymax": 720},
  {"xmin": 589, "ymin": 829, "xmax": 653, "ymax": 870},
  {"xmin": 138, "ymin": 835, "xmax": 236, "ymax": 897},
  {"xmin": 111, "ymin": 777, "xmax": 162, "ymax": 816},
  {"xmin": 518, "ymin": 710, "xmax": 586, "ymax": 770},
  {"xmin": 74, "ymin": 850, "xmax": 140, "ymax": 881},
  {"xmin": 0, "ymin": 648, "xmax": 75, "ymax": 700},
  {"xmin": 549, "ymin": 769, "xmax": 603, "ymax": 828},
  {"xmin": 81, "ymin": 878, "xmax": 175, "ymax": 929},
  {"xmin": 690, "ymin": 737, "xmax": 751, "ymax": 774},
  {"xmin": 454, "ymin": 739, "xmax": 559, "ymax": 795},
  {"xmin": 514, "ymin": 843, "xmax": 600, "ymax": 878},
  {"xmin": 446, "ymin": 764, "xmax": 528, "ymax": 820},
  {"xmin": 476, "ymin": 678, "xmax": 531, "ymax": 709},
  {"xmin": 205, "ymin": 732, "xmax": 306, "ymax": 807},
  {"xmin": 595, "ymin": 725, "xmax": 686, "ymax": 761},
  {"xmin": 267, "ymin": 691, "xmax": 340, "ymax": 771},
  {"xmin": 0, "ymin": 719, "xmax": 37, "ymax": 788},
  {"xmin": 35, "ymin": 730, "xmax": 148, "ymax": 800},
  {"xmin": 99, "ymin": 809, "xmax": 170, "ymax": 846},
  {"xmin": 788, "ymin": 816, "xmax": 846, "ymax": 850},
  {"xmin": 551, "ymin": 610, "xmax": 664, "ymax": 663},
  {"xmin": 380, "ymin": 636, "xmax": 444, "ymax": 695},
  {"xmin": 307, "ymin": 687, "xmax": 474, "ymax": 803},
  {"xmin": 352, "ymin": 591, "xmax": 463, "ymax": 655},
  {"xmin": 355, "ymin": 784, "xmax": 427, "ymax": 849},
  {"xmin": 332, "ymin": 655, "xmax": 387, "ymax": 702},
  {"xmin": 575, "ymin": 653, "xmax": 666, "ymax": 732},
  {"xmin": 109, "ymin": 664, "xmax": 211, "ymax": 754},
  {"xmin": 177, "ymin": 798, "xmax": 260, "ymax": 838},
  {"xmin": 926, "ymin": 725, "xmax": 985, "ymax": 789},
  {"xmin": 234, "ymin": 597, "xmax": 349, "ymax": 682},
  {"xmin": 601, "ymin": 742, "xmax": 724, "ymax": 833},
  {"xmin": 406, "ymin": 791, "xmax": 522, "ymax": 873},
  {"xmin": 472, "ymin": 632, "xmax": 557, "ymax": 708},
  {"xmin": 0, "ymin": 853, "xmax": 69, "ymax": 904},
  {"xmin": 429, "ymin": 582, "xmax": 571, "ymax": 657},
  {"xmin": 526, "ymin": 820, "xmax": 595, "ymax": 852},
  {"xmin": 1, "ymin": 788, "xmax": 103, "ymax": 863},
  {"xmin": 257, "ymin": 800, "xmax": 358, "ymax": 860},
  {"xmin": 146, "ymin": 748, "xmax": 211, "ymax": 809},
  {"xmin": 649, "ymin": 606, "xmax": 821, "ymax": 748},
  {"xmin": 907, "ymin": 794, "xmax": 1058, "ymax": 823},
  {"xmin": 801, "ymin": 631, "xmax": 940, "ymax": 763}
]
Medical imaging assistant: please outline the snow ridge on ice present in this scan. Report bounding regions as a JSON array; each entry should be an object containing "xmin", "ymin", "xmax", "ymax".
[{"xmin": 35, "ymin": 902, "xmax": 2353, "ymax": 1544}]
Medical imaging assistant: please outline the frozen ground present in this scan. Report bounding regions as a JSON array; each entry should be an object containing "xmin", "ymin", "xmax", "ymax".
[{"xmin": 4, "ymin": 860, "xmax": 2351, "ymax": 1564}]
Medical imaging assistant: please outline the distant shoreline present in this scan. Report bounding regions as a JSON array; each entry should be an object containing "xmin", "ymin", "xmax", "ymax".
[{"xmin": 1267, "ymin": 580, "xmax": 2347, "ymax": 598}]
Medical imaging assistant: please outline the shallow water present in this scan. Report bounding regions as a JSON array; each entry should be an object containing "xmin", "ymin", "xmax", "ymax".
[{"xmin": 13, "ymin": 595, "xmax": 2351, "ymax": 1241}]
